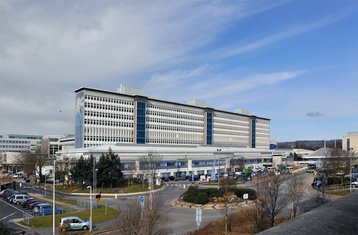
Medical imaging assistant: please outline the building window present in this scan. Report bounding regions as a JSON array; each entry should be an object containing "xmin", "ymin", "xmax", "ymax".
[
  {"xmin": 206, "ymin": 112, "xmax": 212, "ymax": 145},
  {"xmin": 136, "ymin": 102, "xmax": 146, "ymax": 144},
  {"xmin": 251, "ymin": 119, "xmax": 256, "ymax": 148}
]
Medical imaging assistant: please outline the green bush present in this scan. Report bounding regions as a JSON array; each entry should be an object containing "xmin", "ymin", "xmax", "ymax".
[
  {"xmin": 205, "ymin": 188, "xmax": 223, "ymax": 198},
  {"xmin": 234, "ymin": 188, "xmax": 256, "ymax": 200},
  {"xmin": 183, "ymin": 186, "xmax": 199, "ymax": 203},
  {"xmin": 195, "ymin": 192, "xmax": 209, "ymax": 204}
]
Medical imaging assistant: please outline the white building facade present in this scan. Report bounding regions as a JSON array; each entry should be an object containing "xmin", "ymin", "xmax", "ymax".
[
  {"xmin": 57, "ymin": 145, "xmax": 273, "ymax": 178},
  {"xmin": 0, "ymin": 134, "xmax": 42, "ymax": 153},
  {"xmin": 74, "ymin": 87, "xmax": 270, "ymax": 149}
]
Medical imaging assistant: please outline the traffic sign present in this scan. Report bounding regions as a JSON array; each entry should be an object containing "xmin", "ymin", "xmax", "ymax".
[
  {"xmin": 243, "ymin": 193, "xmax": 249, "ymax": 200},
  {"xmin": 139, "ymin": 195, "xmax": 145, "ymax": 207},
  {"xmin": 196, "ymin": 207, "xmax": 202, "ymax": 229}
]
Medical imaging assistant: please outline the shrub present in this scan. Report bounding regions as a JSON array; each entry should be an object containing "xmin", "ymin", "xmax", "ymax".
[
  {"xmin": 234, "ymin": 188, "xmax": 256, "ymax": 200},
  {"xmin": 183, "ymin": 186, "xmax": 199, "ymax": 203},
  {"xmin": 195, "ymin": 192, "xmax": 209, "ymax": 204},
  {"xmin": 206, "ymin": 188, "xmax": 223, "ymax": 198}
]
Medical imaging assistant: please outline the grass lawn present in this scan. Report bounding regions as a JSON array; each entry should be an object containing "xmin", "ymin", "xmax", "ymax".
[
  {"xmin": 43, "ymin": 196, "xmax": 78, "ymax": 206},
  {"xmin": 21, "ymin": 205, "xmax": 118, "ymax": 228},
  {"xmin": 327, "ymin": 190, "xmax": 351, "ymax": 196}
]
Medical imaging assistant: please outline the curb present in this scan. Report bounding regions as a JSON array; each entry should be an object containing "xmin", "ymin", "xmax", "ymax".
[{"xmin": 33, "ymin": 185, "xmax": 165, "ymax": 198}]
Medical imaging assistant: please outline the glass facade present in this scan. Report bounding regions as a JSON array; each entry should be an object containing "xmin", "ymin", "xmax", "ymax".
[
  {"xmin": 206, "ymin": 112, "xmax": 213, "ymax": 145},
  {"xmin": 75, "ymin": 92, "xmax": 84, "ymax": 148},
  {"xmin": 136, "ymin": 102, "xmax": 146, "ymax": 144},
  {"xmin": 251, "ymin": 119, "xmax": 256, "ymax": 148},
  {"xmin": 347, "ymin": 138, "xmax": 350, "ymax": 151}
]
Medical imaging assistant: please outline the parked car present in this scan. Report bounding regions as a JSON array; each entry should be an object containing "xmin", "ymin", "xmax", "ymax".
[
  {"xmin": 12, "ymin": 194, "xmax": 29, "ymax": 205},
  {"xmin": 0, "ymin": 189, "xmax": 12, "ymax": 197},
  {"xmin": 6, "ymin": 194, "xmax": 16, "ymax": 203},
  {"xmin": 351, "ymin": 181, "xmax": 358, "ymax": 188},
  {"xmin": 22, "ymin": 198, "xmax": 36, "ymax": 208},
  {"xmin": 28, "ymin": 201, "xmax": 44, "ymax": 209},
  {"xmin": 59, "ymin": 216, "xmax": 90, "ymax": 231},
  {"xmin": 33, "ymin": 203, "xmax": 63, "ymax": 216}
]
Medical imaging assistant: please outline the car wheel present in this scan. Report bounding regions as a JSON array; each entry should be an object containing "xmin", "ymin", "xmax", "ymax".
[
  {"xmin": 82, "ymin": 226, "xmax": 89, "ymax": 230},
  {"xmin": 16, "ymin": 201, "xmax": 20, "ymax": 205}
]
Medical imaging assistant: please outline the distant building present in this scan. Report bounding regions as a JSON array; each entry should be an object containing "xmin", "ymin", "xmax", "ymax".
[
  {"xmin": 343, "ymin": 132, "xmax": 358, "ymax": 152},
  {"xmin": 0, "ymin": 134, "xmax": 42, "ymax": 153}
]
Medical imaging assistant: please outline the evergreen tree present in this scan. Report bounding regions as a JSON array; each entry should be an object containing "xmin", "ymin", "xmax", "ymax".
[{"xmin": 97, "ymin": 148, "xmax": 123, "ymax": 188}]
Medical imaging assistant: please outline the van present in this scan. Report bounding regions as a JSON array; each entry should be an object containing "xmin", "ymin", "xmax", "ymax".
[{"xmin": 13, "ymin": 194, "xmax": 29, "ymax": 205}]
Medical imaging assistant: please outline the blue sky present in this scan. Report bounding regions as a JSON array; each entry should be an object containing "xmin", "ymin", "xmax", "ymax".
[{"xmin": 0, "ymin": 0, "xmax": 357, "ymax": 141}]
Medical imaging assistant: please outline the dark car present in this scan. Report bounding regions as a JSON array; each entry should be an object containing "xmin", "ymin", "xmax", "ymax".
[
  {"xmin": 28, "ymin": 201, "xmax": 44, "ymax": 210},
  {"xmin": 6, "ymin": 194, "xmax": 16, "ymax": 202},
  {"xmin": 2, "ymin": 190, "xmax": 16, "ymax": 200},
  {"xmin": 1, "ymin": 189, "xmax": 13, "ymax": 199},
  {"xmin": 22, "ymin": 198, "xmax": 36, "ymax": 208}
]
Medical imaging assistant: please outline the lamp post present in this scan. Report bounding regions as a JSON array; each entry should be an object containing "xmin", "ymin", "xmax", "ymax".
[
  {"xmin": 87, "ymin": 185, "xmax": 92, "ymax": 232},
  {"xmin": 217, "ymin": 149, "xmax": 222, "ymax": 189},
  {"xmin": 52, "ymin": 159, "xmax": 56, "ymax": 235},
  {"xmin": 349, "ymin": 148, "xmax": 354, "ymax": 193}
]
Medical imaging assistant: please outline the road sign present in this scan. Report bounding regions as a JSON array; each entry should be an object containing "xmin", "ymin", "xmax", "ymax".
[
  {"xmin": 139, "ymin": 195, "xmax": 145, "ymax": 207},
  {"xmin": 196, "ymin": 207, "xmax": 202, "ymax": 229},
  {"xmin": 243, "ymin": 193, "xmax": 249, "ymax": 200}
]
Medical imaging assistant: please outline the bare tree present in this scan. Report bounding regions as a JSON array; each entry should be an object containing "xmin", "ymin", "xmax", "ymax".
[
  {"xmin": 115, "ymin": 194, "xmax": 171, "ymax": 235},
  {"xmin": 285, "ymin": 173, "xmax": 305, "ymax": 219},
  {"xmin": 323, "ymin": 148, "xmax": 350, "ymax": 185},
  {"xmin": 15, "ymin": 152, "xmax": 37, "ymax": 176},
  {"xmin": 261, "ymin": 175, "xmax": 287, "ymax": 227},
  {"xmin": 219, "ymin": 161, "xmax": 237, "ymax": 235},
  {"xmin": 16, "ymin": 147, "xmax": 48, "ymax": 182},
  {"xmin": 139, "ymin": 151, "xmax": 163, "ymax": 184}
]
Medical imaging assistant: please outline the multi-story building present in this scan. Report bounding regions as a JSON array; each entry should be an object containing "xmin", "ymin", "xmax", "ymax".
[
  {"xmin": 343, "ymin": 132, "xmax": 358, "ymax": 152},
  {"xmin": 0, "ymin": 134, "xmax": 42, "ymax": 153},
  {"xmin": 74, "ymin": 87, "xmax": 270, "ymax": 149}
]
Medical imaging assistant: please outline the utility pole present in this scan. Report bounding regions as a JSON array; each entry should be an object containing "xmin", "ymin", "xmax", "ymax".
[
  {"xmin": 87, "ymin": 186, "xmax": 92, "ymax": 232},
  {"xmin": 349, "ymin": 148, "xmax": 354, "ymax": 193}
]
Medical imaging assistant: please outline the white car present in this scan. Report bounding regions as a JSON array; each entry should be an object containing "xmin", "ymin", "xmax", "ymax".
[{"xmin": 351, "ymin": 182, "xmax": 358, "ymax": 188}]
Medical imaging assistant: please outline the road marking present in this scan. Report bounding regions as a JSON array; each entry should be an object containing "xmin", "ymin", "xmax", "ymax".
[
  {"xmin": 0, "ymin": 212, "xmax": 16, "ymax": 221},
  {"xmin": 0, "ymin": 199, "xmax": 32, "ymax": 216}
]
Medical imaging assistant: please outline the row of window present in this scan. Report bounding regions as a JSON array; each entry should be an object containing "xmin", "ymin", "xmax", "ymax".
[
  {"xmin": 85, "ymin": 95, "xmax": 133, "ymax": 106},
  {"xmin": 146, "ymin": 124, "xmax": 203, "ymax": 133},
  {"xmin": 147, "ymin": 104, "xmax": 202, "ymax": 116},
  {"xmin": 85, "ymin": 102, "xmax": 134, "ymax": 112},
  {"xmin": 84, "ymin": 136, "xmax": 134, "ymax": 142},
  {"xmin": 147, "ymin": 110, "xmax": 203, "ymax": 121},
  {"xmin": 147, "ymin": 117, "xmax": 203, "ymax": 127},
  {"xmin": 0, "ymin": 140, "xmax": 30, "ymax": 144},
  {"xmin": 84, "ymin": 111, "xmax": 133, "ymax": 119},
  {"xmin": 0, "ymin": 145, "xmax": 30, "ymax": 149},
  {"xmin": 84, "ymin": 119, "xmax": 134, "ymax": 127}
]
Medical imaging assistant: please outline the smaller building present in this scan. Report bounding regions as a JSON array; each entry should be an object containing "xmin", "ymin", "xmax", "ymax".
[
  {"xmin": 343, "ymin": 132, "xmax": 358, "ymax": 152},
  {"xmin": 0, "ymin": 134, "xmax": 42, "ymax": 153}
]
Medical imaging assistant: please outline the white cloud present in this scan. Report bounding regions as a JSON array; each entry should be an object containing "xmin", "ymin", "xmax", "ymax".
[{"xmin": 211, "ymin": 7, "xmax": 354, "ymax": 59}]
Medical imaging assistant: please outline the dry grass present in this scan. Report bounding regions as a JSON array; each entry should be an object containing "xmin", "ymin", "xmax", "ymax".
[{"xmin": 186, "ymin": 208, "xmax": 288, "ymax": 235}]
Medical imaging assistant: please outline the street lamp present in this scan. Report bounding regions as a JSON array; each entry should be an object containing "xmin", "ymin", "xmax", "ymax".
[
  {"xmin": 349, "ymin": 148, "xmax": 354, "ymax": 193},
  {"xmin": 217, "ymin": 149, "xmax": 222, "ymax": 189},
  {"xmin": 87, "ymin": 185, "xmax": 92, "ymax": 232},
  {"xmin": 52, "ymin": 158, "xmax": 56, "ymax": 235}
]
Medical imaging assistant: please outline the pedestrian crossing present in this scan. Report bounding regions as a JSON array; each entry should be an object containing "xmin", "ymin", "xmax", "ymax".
[{"xmin": 165, "ymin": 183, "xmax": 192, "ymax": 189}]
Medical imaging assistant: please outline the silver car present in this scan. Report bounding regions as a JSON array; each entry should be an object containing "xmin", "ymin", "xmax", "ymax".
[
  {"xmin": 12, "ymin": 194, "xmax": 29, "ymax": 205},
  {"xmin": 59, "ymin": 216, "xmax": 90, "ymax": 231}
]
